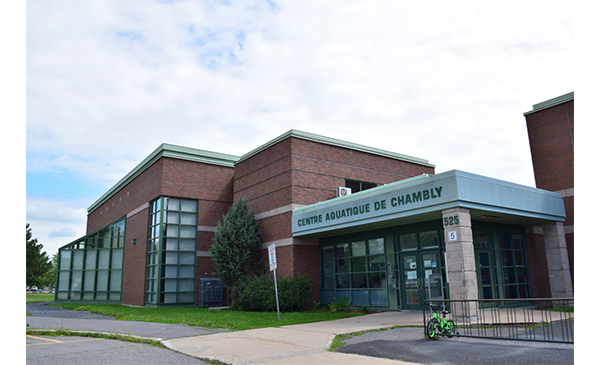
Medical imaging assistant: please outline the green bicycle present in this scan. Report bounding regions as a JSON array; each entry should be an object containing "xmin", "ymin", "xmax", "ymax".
[{"xmin": 426, "ymin": 304, "xmax": 456, "ymax": 340}]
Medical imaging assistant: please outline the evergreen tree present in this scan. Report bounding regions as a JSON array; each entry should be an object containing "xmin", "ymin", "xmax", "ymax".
[
  {"xmin": 26, "ymin": 223, "xmax": 53, "ymax": 287},
  {"xmin": 209, "ymin": 197, "xmax": 261, "ymax": 296}
]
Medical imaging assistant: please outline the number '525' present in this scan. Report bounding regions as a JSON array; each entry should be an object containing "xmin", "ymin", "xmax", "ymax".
[{"xmin": 444, "ymin": 215, "xmax": 459, "ymax": 226}]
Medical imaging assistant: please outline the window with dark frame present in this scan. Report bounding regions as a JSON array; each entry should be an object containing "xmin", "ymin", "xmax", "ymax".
[{"xmin": 345, "ymin": 179, "xmax": 377, "ymax": 193}]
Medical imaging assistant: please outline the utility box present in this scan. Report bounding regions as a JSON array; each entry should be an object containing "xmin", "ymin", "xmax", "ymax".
[{"xmin": 198, "ymin": 278, "xmax": 223, "ymax": 307}]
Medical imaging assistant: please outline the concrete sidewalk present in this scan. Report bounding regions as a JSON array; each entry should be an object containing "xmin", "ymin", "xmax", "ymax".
[{"xmin": 163, "ymin": 311, "xmax": 425, "ymax": 364}]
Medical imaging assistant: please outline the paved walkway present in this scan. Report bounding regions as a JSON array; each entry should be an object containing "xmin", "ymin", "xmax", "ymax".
[
  {"xmin": 27, "ymin": 303, "xmax": 426, "ymax": 364},
  {"xmin": 163, "ymin": 311, "xmax": 425, "ymax": 364}
]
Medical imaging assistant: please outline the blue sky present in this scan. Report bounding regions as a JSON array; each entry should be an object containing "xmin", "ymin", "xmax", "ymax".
[{"xmin": 20, "ymin": 0, "xmax": 579, "ymax": 257}]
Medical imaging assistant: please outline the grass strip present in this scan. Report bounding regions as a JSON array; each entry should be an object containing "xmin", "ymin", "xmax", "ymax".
[
  {"xmin": 50, "ymin": 304, "xmax": 365, "ymax": 331},
  {"xmin": 26, "ymin": 329, "xmax": 163, "ymax": 347}
]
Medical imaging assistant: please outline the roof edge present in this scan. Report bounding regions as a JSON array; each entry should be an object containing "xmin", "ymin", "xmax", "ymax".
[
  {"xmin": 236, "ymin": 129, "xmax": 434, "ymax": 167},
  {"xmin": 524, "ymin": 91, "xmax": 574, "ymax": 116},
  {"xmin": 87, "ymin": 144, "xmax": 239, "ymax": 214}
]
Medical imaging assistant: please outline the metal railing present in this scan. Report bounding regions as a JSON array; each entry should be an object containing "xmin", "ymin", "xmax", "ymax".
[{"xmin": 423, "ymin": 298, "xmax": 574, "ymax": 343}]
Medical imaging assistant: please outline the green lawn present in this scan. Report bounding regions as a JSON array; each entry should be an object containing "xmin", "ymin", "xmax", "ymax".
[
  {"xmin": 53, "ymin": 304, "xmax": 364, "ymax": 331},
  {"xmin": 26, "ymin": 293, "xmax": 55, "ymax": 303}
]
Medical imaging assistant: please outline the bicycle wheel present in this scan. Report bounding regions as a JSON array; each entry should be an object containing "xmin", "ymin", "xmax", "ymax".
[
  {"xmin": 445, "ymin": 320, "xmax": 456, "ymax": 338},
  {"xmin": 426, "ymin": 319, "xmax": 440, "ymax": 340}
]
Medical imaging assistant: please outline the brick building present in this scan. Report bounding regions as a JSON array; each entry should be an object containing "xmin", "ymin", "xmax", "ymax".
[
  {"xmin": 524, "ymin": 91, "xmax": 574, "ymax": 289},
  {"xmin": 55, "ymin": 128, "xmax": 572, "ymax": 309}
]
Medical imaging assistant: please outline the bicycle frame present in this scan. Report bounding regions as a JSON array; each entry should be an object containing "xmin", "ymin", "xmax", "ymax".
[{"xmin": 432, "ymin": 311, "xmax": 453, "ymax": 332}]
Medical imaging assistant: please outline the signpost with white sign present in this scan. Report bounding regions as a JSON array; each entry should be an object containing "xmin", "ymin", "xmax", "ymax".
[{"xmin": 268, "ymin": 244, "xmax": 281, "ymax": 321}]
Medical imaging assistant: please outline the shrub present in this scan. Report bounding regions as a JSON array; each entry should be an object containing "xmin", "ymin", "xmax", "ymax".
[
  {"xmin": 278, "ymin": 274, "xmax": 312, "ymax": 312},
  {"xmin": 237, "ymin": 273, "xmax": 312, "ymax": 312},
  {"xmin": 329, "ymin": 296, "xmax": 352, "ymax": 313}
]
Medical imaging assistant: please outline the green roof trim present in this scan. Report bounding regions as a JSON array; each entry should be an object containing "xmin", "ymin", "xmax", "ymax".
[
  {"xmin": 236, "ymin": 129, "xmax": 434, "ymax": 167},
  {"xmin": 524, "ymin": 92, "xmax": 574, "ymax": 116},
  {"xmin": 87, "ymin": 144, "xmax": 239, "ymax": 213}
]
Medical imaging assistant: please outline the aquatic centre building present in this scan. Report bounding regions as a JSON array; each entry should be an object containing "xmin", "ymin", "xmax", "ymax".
[{"xmin": 55, "ymin": 93, "xmax": 574, "ymax": 310}]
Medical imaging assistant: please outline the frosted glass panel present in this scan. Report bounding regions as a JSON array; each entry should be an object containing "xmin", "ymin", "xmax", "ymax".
[
  {"xmin": 180, "ymin": 226, "xmax": 195, "ymax": 238},
  {"xmin": 178, "ymin": 293, "xmax": 194, "ymax": 303},
  {"xmin": 178, "ymin": 279, "xmax": 194, "ymax": 292},
  {"xmin": 181, "ymin": 199, "xmax": 197, "ymax": 212},
  {"xmin": 98, "ymin": 250, "xmax": 110, "ymax": 269},
  {"xmin": 164, "ymin": 279, "xmax": 177, "ymax": 292},
  {"xmin": 179, "ymin": 265, "xmax": 195, "ymax": 278},
  {"xmin": 85, "ymin": 250, "xmax": 97, "ymax": 270},
  {"xmin": 166, "ymin": 225, "xmax": 179, "ymax": 237},
  {"xmin": 165, "ymin": 252, "xmax": 178, "ymax": 264},
  {"xmin": 73, "ymin": 251, "xmax": 84, "ymax": 270},
  {"xmin": 70, "ymin": 271, "xmax": 82, "ymax": 291},
  {"xmin": 111, "ymin": 249, "xmax": 123, "ymax": 269},
  {"xmin": 58, "ymin": 271, "xmax": 70, "ymax": 291},
  {"xmin": 110, "ymin": 270, "xmax": 122, "ymax": 291},
  {"xmin": 164, "ymin": 293, "xmax": 177, "ymax": 303},
  {"xmin": 166, "ymin": 238, "xmax": 178, "ymax": 251},
  {"xmin": 181, "ymin": 213, "xmax": 196, "ymax": 225},
  {"xmin": 167, "ymin": 211, "xmax": 180, "ymax": 224},
  {"xmin": 180, "ymin": 239, "xmax": 195, "ymax": 251},
  {"xmin": 84, "ymin": 271, "xmax": 95, "ymax": 291},
  {"xmin": 180, "ymin": 252, "xmax": 195, "ymax": 265},
  {"xmin": 97, "ymin": 271, "xmax": 108, "ymax": 291},
  {"xmin": 164, "ymin": 266, "xmax": 177, "ymax": 278},
  {"xmin": 60, "ymin": 251, "xmax": 71, "ymax": 270},
  {"xmin": 167, "ymin": 198, "xmax": 180, "ymax": 211}
]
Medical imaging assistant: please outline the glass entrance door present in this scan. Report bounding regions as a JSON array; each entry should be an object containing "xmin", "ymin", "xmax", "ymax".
[
  {"xmin": 399, "ymin": 250, "xmax": 442, "ymax": 310},
  {"xmin": 476, "ymin": 251, "xmax": 496, "ymax": 300}
]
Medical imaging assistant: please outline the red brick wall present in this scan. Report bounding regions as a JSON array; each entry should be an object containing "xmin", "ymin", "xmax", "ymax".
[
  {"xmin": 234, "ymin": 135, "xmax": 435, "ymax": 301},
  {"xmin": 525, "ymin": 100, "xmax": 574, "ymax": 287},
  {"xmin": 86, "ymin": 159, "xmax": 164, "ymax": 234},
  {"xmin": 86, "ymin": 156, "xmax": 234, "ymax": 306},
  {"xmin": 122, "ymin": 206, "xmax": 149, "ymax": 306},
  {"xmin": 525, "ymin": 100, "xmax": 574, "ymax": 192}
]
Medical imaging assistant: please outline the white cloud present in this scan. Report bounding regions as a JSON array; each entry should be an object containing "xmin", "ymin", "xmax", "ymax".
[
  {"xmin": 26, "ymin": 0, "xmax": 572, "ymax": 250},
  {"xmin": 26, "ymin": 195, "xmax": 88, "ymax": 256}
]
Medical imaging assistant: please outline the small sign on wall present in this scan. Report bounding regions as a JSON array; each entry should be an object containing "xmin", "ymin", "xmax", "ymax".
[{"xmin": 447, "ymin": 230, "xmax": 457, "ymax": 242}]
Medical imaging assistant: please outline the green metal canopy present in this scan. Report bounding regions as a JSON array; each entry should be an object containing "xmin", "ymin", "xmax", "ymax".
[{"xmin": 292, "ymin": 170, "xmax": 566, "ymax": 237}]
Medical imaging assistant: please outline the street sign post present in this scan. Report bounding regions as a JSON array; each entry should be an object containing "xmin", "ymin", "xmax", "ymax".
[{"xmin": 268, "ymin": 244, "xmax": 281, "ymax": 321}]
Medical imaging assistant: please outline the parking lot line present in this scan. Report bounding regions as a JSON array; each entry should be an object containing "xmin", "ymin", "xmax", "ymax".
[{"xmin": 26, "ymin": 335, "xmax": 102, "ymax": 346}]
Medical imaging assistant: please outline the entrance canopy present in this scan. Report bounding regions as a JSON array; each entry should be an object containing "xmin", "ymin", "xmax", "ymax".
[{"xmin": 292, "ymin": 170, "xmax": 565, "ymax": 238}]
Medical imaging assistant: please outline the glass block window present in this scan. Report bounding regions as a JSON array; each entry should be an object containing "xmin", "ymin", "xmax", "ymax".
[
  {"xmin": 55, "ymin": 218, "xmax": 125, "ymax": 303},
  {"xmin": 320, "ymin": 237, "xmax": 387, "ymax": 307},
  {"xmin": 145, "ymin": 196, "xmax": 198, "ymax": 306}
]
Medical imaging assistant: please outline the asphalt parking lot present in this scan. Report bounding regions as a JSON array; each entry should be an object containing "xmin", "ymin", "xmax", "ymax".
[
  {"xmin": 26, "ymin": 302, "xmax": 212, "ymax": 365},
  {"xmin": 26, "ymin": 334, "xmax": 208, "ymax": 365},
  {"xmin": 27, "ymin": 302, "xmax": 575, "ymax": 365},
  {"xmin": 336, "ymin": 327, "xmax": 574, "ymax": 365}
]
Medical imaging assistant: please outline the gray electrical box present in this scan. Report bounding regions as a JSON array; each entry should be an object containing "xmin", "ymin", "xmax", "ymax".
[{"xmin": 198, "ymin": 278, "xmax": 223, "ymax": 307}]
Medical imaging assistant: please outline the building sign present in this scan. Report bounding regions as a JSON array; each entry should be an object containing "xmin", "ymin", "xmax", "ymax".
[
  {"xmin": 298, "ymin": 186, "xmax": 445, "ymax": 228},
  {"xmin": 292, "ymin": 170, "xmax": 567, "ymax": 237},
  {"xmin": 293, "ymin": 175, "xmax": 451, "ymax": 235}
]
